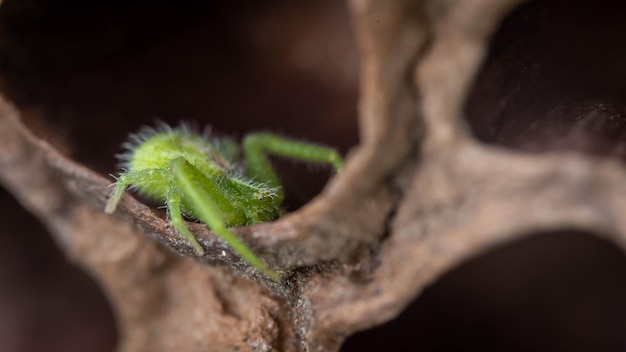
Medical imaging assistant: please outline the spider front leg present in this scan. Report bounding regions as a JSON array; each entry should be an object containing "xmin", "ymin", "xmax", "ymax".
[
  {"xmin": 170, "ymin": 158, "xmax": 280, "ymax": 280},
  {"xmin": 105, "ymin": 169, "xmax": 204, "ymax": 256},
  {"xmin": 243, "ymin": 133, "xmax": 343, "ymax": 202},
  {"xmin": 105, "ymin": 170, "xmax": 158, "ymax": 214},
  {"xmin": 166, "ymin": 189, "xmax": 204, "ymax": 255},
  {"xmin": 106, "ymin": 170, "xmax": 203, "ymax": 253}
]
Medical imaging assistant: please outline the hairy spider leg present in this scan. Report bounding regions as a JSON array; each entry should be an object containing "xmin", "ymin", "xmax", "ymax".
[
  {"xmin": 166, "ymin": 189, "xmax": 204, "ymax": 255},
  {"xmin": 170, "ymin": 157, "xmax": 280, "ymax": 280},
  {"xmin": 105, "ymin": 169, "xmax": 206, "ymax": 254},
  {"xmin": 105, "ymin": 169, "xmax": 163, "ymax": 214},
  {"xmin": 243, "ymin": 133, "xmax": 344, "ymax": 203}
]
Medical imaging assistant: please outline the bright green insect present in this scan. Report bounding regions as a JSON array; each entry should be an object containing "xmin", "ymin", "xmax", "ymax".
[{"xmin": 105, "ymin": 123, "xmax": 343, "ymax": 280}]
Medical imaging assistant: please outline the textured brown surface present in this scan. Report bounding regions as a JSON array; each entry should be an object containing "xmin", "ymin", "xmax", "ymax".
[{"xmin": 2, "ymin": 0, "xmax": 626, "ymax": 351}]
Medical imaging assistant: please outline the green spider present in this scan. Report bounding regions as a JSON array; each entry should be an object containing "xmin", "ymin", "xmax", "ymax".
[{"xmin": 105, "ymin": 123, "xmax": 343, "ymax": 280}]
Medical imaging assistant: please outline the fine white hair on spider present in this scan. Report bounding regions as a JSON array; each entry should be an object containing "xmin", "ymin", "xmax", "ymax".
[{"xmin": 105, "ymin": 122, "xmax": 344, "ymax": 280}]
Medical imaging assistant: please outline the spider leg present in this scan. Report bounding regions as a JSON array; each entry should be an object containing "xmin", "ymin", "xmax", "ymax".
[
  {"xmin": 243, "ymin": 133, "xmax": 343, "ymax": 202},
  {"xmin": 167, "ymin": 189, "xmax": 204, "ymax": 255},
  {"xmin": 105, "ymin": 170, "xmax": 157, "ymax": 214},
  {"xmin": 170, "ymin": 157, "xmax": 280, "ymax": 280}
]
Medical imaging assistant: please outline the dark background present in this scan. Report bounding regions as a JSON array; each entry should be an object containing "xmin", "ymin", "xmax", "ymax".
[{"xmin": 1, "ymin": 0, "xmax": 626, "ymax": 351}]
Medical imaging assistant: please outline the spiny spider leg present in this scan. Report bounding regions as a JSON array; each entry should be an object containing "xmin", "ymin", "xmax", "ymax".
[
  {"xmin": 105, "ymin": 170, "xmax": 206, "ymax": 254},
  {"xmin": 166, "ymin": 189, "xmax": 204, "ymax": 255},
  {"xmin": 170, "ymin": 157, "xmax": 280, "ymax": 280},
  {"xmin": 243, "ymin": 133, "xmax": 344, "ymax": 202},
  {"xmin": 105, "ymin": 170, "xmax": 161, "ymax": 214}
]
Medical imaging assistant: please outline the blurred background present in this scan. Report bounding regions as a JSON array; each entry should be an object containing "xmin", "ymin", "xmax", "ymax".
[{"xmin": 0, "ymin": 0, "xmax": 626, "ymax": 351}]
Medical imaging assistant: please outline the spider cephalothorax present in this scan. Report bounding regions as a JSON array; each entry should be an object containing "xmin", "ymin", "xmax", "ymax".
[{"xmin": 105, "ymin": 123, "xmax": 342, "ymax": 280}]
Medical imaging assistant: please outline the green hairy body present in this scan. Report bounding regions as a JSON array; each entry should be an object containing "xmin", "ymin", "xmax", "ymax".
[{"xmin": 105, "ymin": 123, "xmax": 342, "ymax": 280}]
